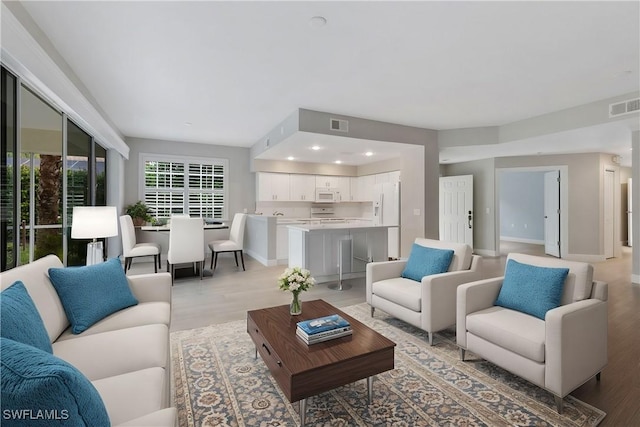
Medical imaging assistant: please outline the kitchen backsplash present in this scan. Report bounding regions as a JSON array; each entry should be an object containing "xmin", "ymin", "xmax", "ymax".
[{"xmin": 255, "ymin": 201, "xmax": 372, "ymax": 218}]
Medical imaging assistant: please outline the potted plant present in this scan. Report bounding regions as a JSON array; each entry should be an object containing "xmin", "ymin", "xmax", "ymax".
[{"xmin": 125, "ymin": 201, "xmax": 152, "ymax": 226}]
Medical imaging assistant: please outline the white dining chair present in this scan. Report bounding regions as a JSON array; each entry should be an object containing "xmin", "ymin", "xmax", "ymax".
[
  {"xmin": 208, "ymin": 213, "xmax": 247, "ymax": 272},
  {"xmin": 167, "ymin": 216, "xmax": 205, "ymax": 283},
  {"xmin": 119, "ymin": 215, "xmax": 162, "ymax": 273}
]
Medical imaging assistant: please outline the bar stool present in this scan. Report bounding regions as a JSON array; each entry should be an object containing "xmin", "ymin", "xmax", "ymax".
[{"xmin": 329, "ymin": 236, "xmax": 353, "ymax": 291}]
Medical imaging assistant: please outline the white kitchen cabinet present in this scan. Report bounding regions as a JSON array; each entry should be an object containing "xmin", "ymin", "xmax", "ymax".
[
  {"xmin": 257, "ymin": 172, "xmax": 290, "ymax": 201},
  {"xmin": 315, "ymin": 175, "xmax": 342, "ymax": 189},
  {"xmin": 335, "ymin": 176, "xmax": 351, "ymax": 202},
  {"xmin": 374, "ymin": 171, "xmax": 401, "ymax": 185},
  {"xmin": 289, "ymin": 174, "xmax": 316, "ymax": 201},
  {"xmin": 314, "ymin": 175, "xmax": 351, "ymax": 201},
  {"xmin": 355, "ymin": 175, "xmax": 375, "ymax": 202}
]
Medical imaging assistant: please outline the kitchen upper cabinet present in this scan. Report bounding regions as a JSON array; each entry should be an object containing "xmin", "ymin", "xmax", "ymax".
[
  {"xmin": 315, "ymin": 176, "xmax": 350, "ymax": 201},
  {"xmin": 257, "ymin": 172, "xmax": 290, "ymax": 201},
  {"xmin": 289, "ymin": 174, "xmax": 316, "ymax": 201},
  {"xmin": 335, "ymin": 176, "xmax": 351, "ymax": 202},
  {"xmin": 315, "ymin": 175, "xmax": 341, "ymax": 189},
  {"xmin": 375, "ymin": 171, "xmax": 401, "ymax": 184},
  {"xmin": 354, "ymin": 175, "xmax": 375, "ymax": 202}
]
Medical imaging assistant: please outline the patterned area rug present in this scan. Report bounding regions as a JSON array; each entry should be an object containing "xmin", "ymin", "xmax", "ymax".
[{"xmin": 171, "ymin": 303, "xmax": 605, "ymax": 426}]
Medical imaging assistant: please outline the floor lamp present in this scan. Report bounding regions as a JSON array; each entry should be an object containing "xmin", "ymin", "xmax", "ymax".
[{"xmin": 71, "ymin": 206, "xmax": 118, "ymax": 265}]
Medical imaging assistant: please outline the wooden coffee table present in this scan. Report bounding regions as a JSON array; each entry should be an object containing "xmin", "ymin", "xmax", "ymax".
[{"xmin": 247, "ymin": 299, "xmax": 395, "ymax": 426}]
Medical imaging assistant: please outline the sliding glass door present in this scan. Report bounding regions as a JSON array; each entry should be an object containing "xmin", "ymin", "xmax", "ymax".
[
  {"xmin": 1, "ymin": 67, "xmax": 18, "ymax": 270},
  {"xmin": 0, "ymin": 65, "xmax": 110, "ymax": 270}
]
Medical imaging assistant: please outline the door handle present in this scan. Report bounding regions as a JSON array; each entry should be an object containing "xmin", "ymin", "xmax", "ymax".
[{"xmin": 468, "ymin": 211, "xmax": 472, "ymax": 229}]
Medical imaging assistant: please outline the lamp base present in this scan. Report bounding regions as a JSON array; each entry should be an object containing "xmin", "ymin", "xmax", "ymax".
[{"xmin": 86, "ymin": 241, "xmax": 104, "ymax": 266}]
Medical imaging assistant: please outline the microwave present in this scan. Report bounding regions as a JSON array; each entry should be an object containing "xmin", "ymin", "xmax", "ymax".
[{"xmin": 315, "ymin": 188, "xmax": 338, "ymax": 203}]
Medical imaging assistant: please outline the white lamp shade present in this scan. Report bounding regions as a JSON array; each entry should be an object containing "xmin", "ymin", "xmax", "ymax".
[{"xmin": 71, "ymin": 206, "xmax": 118, "ymax": 239}]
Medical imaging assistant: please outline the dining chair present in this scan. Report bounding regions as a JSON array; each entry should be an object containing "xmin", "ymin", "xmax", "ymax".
[
  {"xmin": 119, "ymin": 215, "xmax": 162, "ymax": 273},
  {"xmin": 167, "ymin": 217, "xmax": 205, "ymax": 284},
  {"xmin": 208, "ymin": 213, "xmax": 247, "ymax": 272}
]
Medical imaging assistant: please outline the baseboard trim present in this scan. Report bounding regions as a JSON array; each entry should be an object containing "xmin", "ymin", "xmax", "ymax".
[
  {"xmin": 632, "ymin": 274, "xmax": 640, "ymax": 284},
  {"xmin": 474, "ymin": 249, "xmax": 499, "ymax": 257},
  {"xmin": 562, "ymin": 253, "xmax": 606, "ymax": 263},
  {"xmin": 244, "ymin": 249, "xmax": 277, "ymax": 267},
  {"xmin": 500, "ymin": 236, "xmax": 545, "ymax": 245}
]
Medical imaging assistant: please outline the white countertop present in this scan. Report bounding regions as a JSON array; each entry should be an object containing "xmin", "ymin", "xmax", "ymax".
[{"xmin": 286, "ymin": 223, "xmax": 392, "ymax": 232}]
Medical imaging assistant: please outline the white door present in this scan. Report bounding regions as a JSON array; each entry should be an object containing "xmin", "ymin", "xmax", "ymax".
[
  {"xmin": 628, "ymin": 178, "xmax": 633, "ymax": 247},
  {"xmin": 604, "ymin": 170, "xmax": 615, "ymax": 258},
  {"xmin": 544, "ymin": 171, "xmax": 561, "ymax": 257},
  {"xmin": 439, "ymin": 175, "xmax": 473, "ymax": 248}
]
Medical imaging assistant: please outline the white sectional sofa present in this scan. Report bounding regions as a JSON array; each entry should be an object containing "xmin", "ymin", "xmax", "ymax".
[{"xmin": 0, "ymin": 255, "xmax": 176, "ymax": 426}]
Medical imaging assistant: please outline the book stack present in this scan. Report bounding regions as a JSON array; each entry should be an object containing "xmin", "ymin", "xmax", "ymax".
[{"xmin": 296, "ymin": 314, "xmax": 352, "ymax": 345}]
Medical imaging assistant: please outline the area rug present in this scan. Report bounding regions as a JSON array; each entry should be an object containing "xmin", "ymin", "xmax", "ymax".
[{"xmin": 171, "ymin": 303, "xmax": 605, "ymax": 426}]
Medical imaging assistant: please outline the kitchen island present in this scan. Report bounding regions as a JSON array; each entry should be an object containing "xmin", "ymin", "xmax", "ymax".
[{"xmin": 287, "ymin": 223, "xmax": 391, "ymax": 284}]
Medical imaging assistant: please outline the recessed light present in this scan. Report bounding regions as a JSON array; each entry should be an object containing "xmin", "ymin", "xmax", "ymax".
[
  {"xmin": 287, "ymin": 156, "xmax": 295, "ymax": 161},
  {"xmin": 311, "ymin": 145, "xmax": 321, "ymax": 151},
  {"xmin": 335, "ymin": 160, "xmax": 342, "ymax": 164},
  {"xmin": 309, "ymin": 16, "xmax": 327, "ymax": 28},
  {"xmin": 365, "ymin": 151, "xmax": 373, "ymax": 157}
]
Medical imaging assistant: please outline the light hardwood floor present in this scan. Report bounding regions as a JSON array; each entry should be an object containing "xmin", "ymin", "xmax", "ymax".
[{"xmin": 126, "ymin": 243, "xmax": 639, "ymax": 426}]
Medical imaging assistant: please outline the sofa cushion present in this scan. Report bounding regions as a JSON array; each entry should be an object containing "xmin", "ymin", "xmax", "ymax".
[
  {"xmin": 466, "ymin": 306, "xmax": 546, "ymax": 362},
  {"xmin": 372, "ymin": 277, "xmax": 421, "ymax": 312},
  {"xmin": 0, "ymin": 337, "xmax": 110, "ymax": 426},
  {"xmin": 0, "ymin": 255, "xmax": 69, "ymax": 343},
  {"xmin": 495, "ymin": 259, "xmax": 569, "ymax": 320},
  {"xmin": 414, "ymin": 238, "xmax": 472, "ymax": 271},
  {"xmin": 48, "ymin": 258, "xmax": 139, "ymax": 334},
  {"xmin": 55, "ymin": 301, "xmax": 171, "ymax": 342},
  {"xmin": 401, "ymin": 243, "xmax": 454, "ymax": 282},
  {"xmin": 508, "ymin": 253, "xmax": 593, "ymax": 304},
  {"xmin": 52, "ymin": 324, "xmax": 169, "ymax": 381},
  {"xmin": 92, "ymin": 367, "xmax": 167, "ymax": 426},
  {"xmin": 1, "ymin": 281, "xmax": 52, "ymax": 353}
]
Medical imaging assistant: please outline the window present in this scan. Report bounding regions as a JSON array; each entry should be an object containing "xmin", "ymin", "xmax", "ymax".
[{"xmin": 141, "ymin": 154, "xmax": 227, "ymax": 220}]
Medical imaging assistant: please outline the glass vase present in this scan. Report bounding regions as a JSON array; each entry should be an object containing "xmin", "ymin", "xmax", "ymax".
[{"xmin": 290, "ymin": 292, "xmax": 302, "ymax": 316}]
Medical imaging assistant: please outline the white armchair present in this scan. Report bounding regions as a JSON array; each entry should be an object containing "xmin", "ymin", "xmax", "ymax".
[
  {"xmin": 456, "ymin": 253, "xmax": 608, "ymax": 413},
  {"xmin": 166, "ymin": 217, "xmax": 205, "ymax": 283},
  {"xmin": 366, "ymin": 238, "xmax": 483, "ymax": 345}
]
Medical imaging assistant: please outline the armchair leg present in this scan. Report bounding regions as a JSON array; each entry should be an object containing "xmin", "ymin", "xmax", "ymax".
[
  {"xmin": 154, "ymin": 255, "xmax": 158, "ymax": 273},
  {"xmin": 239, "ymin": 251, "xmax": 245, "ymax": 270},
  {"xmin": 199, "ymin": 261, "xmax": 203, "ymax": 280},
  {"xmin": 459, "ymin": 348, "xmax": 466, "ymax": 361},
  {"xmin": 427, "ymin": 332, "xmax": 434, "ymax": 346},
  {"xmin": 170, "ymin": 264, "xmax": 174, "ymax": 285},
  {"xmin": 158, "ymin": 253, "xmax": 162, "ymax": 270},
  {"xmin": 554, "ymin": 396, "xmax": 564, "ymax": 414},
  {"xmin": 234, "ymin": 251, "xmax": 239, "ymax": 266},
  {"xmin": 370, "ymin": 306, "xmax": 375, "ymax": 317},
  {"xmin": 123, "ymin": 257, "xmax": 129, "ymax": 273}
]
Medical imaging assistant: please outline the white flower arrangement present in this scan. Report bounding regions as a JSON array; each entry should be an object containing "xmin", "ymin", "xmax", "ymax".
[{"xmin": 278, "ymin": 266, "xmax": 315, "ymax": 294}]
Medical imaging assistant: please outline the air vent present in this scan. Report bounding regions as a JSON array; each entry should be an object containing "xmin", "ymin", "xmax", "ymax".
[
  {"xmin": 329, "ymin": 118, "xmax": 349, "ymax": 132},
  {"xmin": 609, "ymin": 98, "xmax": 640, "ymax": 118}
]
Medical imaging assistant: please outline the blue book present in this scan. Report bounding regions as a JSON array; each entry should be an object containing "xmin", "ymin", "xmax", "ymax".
[{"xmin": 297, "ymin": 315, "xmax": 350, "ymax": 335}]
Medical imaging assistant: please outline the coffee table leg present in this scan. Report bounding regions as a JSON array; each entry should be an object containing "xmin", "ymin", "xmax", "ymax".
[
  {"xmin": 299, "ymin": 398, "xmax": 307, "ymax": 426},
  {"xmin": 367, "ymin": 376, "xmax": 373, "ymax": 404}
]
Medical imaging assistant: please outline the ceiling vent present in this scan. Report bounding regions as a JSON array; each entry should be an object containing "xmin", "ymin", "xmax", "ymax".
[
  {"xmin": 329, "ymin": 118, "xmax": 349, "ymax": 132},
  {"xmin": 609, "ymin": 98, "xmax": 640, "ymax": 118}
]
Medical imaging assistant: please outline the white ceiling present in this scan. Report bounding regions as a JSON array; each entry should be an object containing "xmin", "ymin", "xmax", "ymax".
[{"xmin": 17, "ymin": 1, "xmax": 640, "ymax": 166}]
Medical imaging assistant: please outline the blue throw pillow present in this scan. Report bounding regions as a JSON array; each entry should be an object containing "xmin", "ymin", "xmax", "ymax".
[
  {"xmin": 1, "ymin": 281, "xmax": 52, "ymax": 354},
  {"xmin": 0, "ymin": 337, "xmax": 110, "ymax": 426},
  {"xmin": 495, "ymin": 259, "xmax": 569, "ymax": 320},
  {"xmin": 48, "ymin": 258, "xmax": 138, "ymax": 334},
  {"xmin": 401, "ymin": 243, "xmax": 454, "ymax": 282}
]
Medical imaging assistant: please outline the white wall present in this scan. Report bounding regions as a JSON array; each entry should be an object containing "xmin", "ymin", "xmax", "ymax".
[{"xmin": 499, "ymin": 171, "xmax": 545, "ymax": 243}]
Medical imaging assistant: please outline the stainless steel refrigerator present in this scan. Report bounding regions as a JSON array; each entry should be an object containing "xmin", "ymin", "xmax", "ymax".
[{"xmin": 372, "ymin": 182, "xmax": 400, "ymax": 259}]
